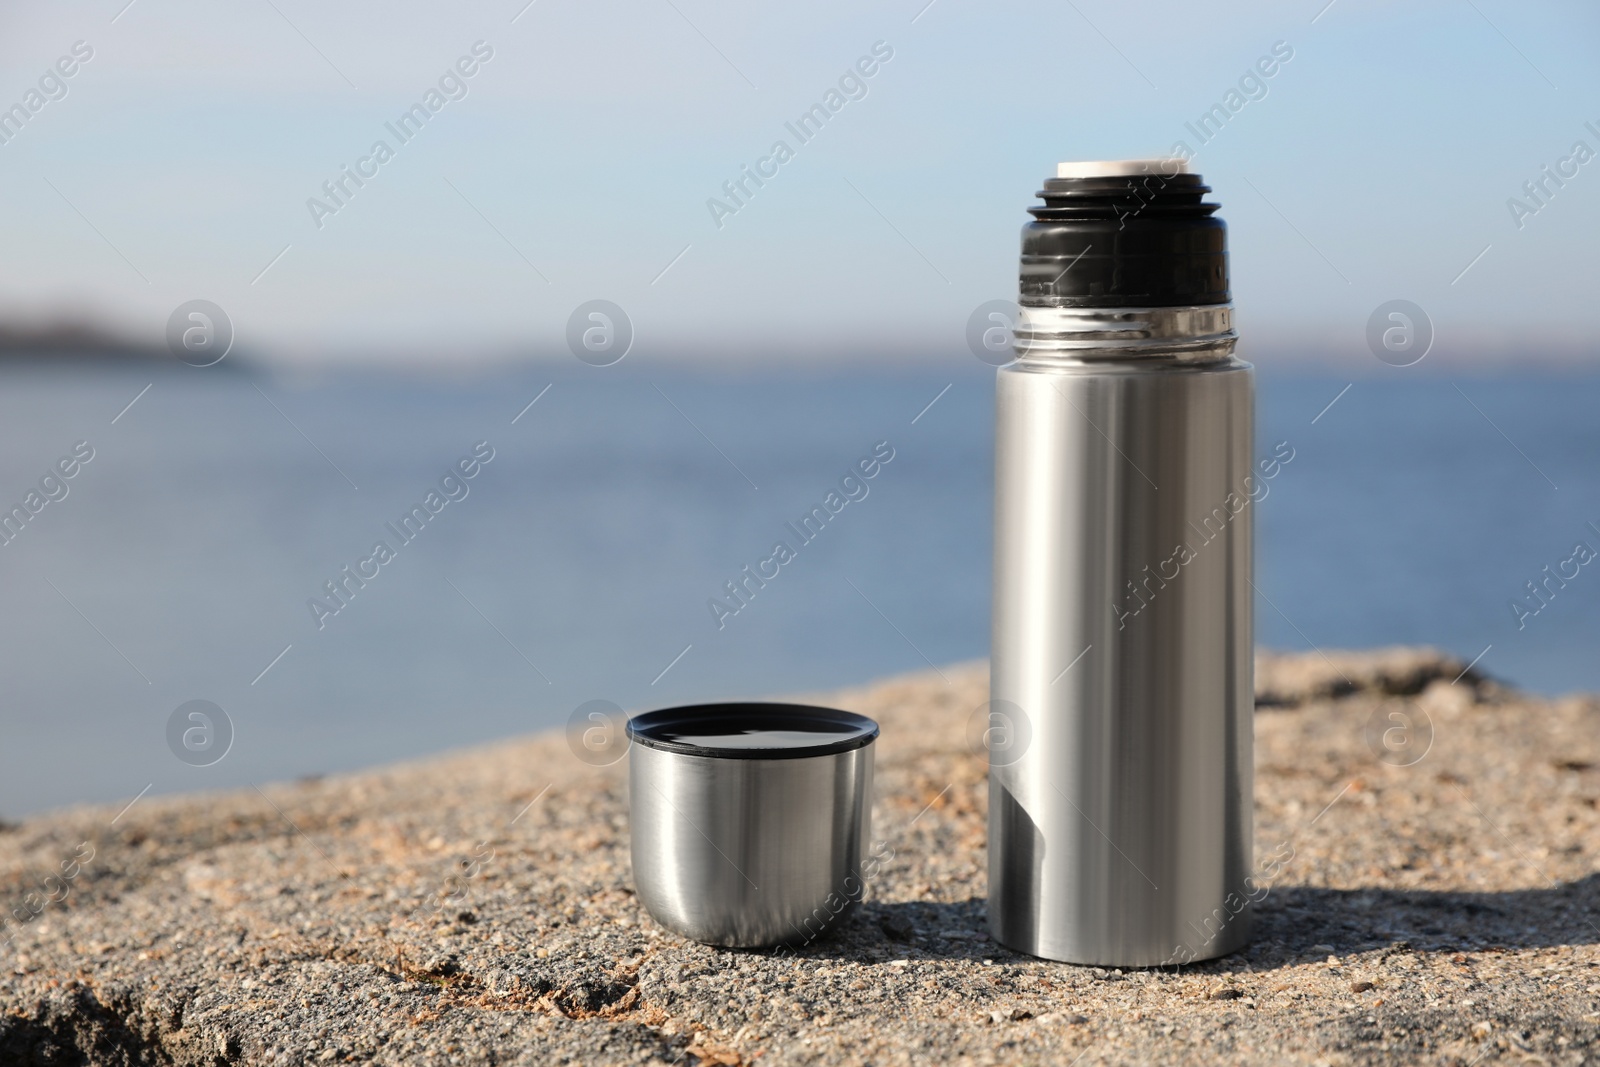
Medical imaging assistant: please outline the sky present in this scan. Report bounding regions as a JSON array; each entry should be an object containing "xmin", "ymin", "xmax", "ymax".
[{"xmin": 0, "ymin": 0, "xmax": 1596, "ymax": 366}]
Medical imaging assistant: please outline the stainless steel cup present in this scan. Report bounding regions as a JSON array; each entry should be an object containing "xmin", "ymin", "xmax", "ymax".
[{"xmin": 627, "ymin": 703, "xmax": 877, "ymax": 948}]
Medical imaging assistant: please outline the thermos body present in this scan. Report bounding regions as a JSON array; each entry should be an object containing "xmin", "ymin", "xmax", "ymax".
[
  {"xmin": 990, "ymin": 344, "xmax": 1254, "ymax": 966},
  {"xmin": 988, "ymin": 161, "xmax": 1255, "ymax": 966}
]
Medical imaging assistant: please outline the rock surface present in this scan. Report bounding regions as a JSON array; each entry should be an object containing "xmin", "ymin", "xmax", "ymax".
[{"xmin": 1, "ymin": 647, "xmax": 1597, "ymax": 1065}]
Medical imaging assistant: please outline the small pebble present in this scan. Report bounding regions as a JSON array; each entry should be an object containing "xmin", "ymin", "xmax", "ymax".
[{"xmin": 879, "ymin": 916, "xmax": 916, "ymax": 942}]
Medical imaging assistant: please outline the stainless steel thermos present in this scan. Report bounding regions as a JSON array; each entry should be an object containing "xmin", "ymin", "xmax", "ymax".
[{"xmin": 988, "ymin": 159, "xmax": 1254, "ymax": 966}]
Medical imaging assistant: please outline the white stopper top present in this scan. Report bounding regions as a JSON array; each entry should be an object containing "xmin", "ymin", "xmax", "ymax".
[{"xmin": 1055, "ymin": 159, "xmax": 1189, "ymax": 178}]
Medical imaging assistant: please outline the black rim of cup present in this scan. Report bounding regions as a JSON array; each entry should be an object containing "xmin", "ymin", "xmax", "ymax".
[{"xmin": 625, "ymin": 702, "xmax": 878, "ymax": 760}]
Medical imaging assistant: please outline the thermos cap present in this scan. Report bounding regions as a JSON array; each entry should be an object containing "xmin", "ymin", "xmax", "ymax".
[
  {"xmin": 1022, "ymin": 162, "xmax": 1229, "ymax": 308},
  {"xmin": 627, "ymin": 702, "xmax": 878, "ymax": 947}
]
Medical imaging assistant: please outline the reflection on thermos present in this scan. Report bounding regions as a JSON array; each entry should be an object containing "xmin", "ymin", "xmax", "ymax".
[{"xmin": 988, "ymin": 159, "xmax": 1254, "ymax": 966}]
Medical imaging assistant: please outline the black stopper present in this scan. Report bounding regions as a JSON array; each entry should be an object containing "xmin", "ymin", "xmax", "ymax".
[{"xmin": 1020, "ymin": 169, "xmax": 1230, "ymax": 308}]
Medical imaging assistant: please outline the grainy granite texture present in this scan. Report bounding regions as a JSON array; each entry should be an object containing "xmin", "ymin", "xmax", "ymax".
[{"xmin": 1, "ymin": 647, "xmax": 1597, "ymax": 1066}]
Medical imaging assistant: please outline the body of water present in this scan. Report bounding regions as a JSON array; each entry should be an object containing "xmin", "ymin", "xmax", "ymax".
[{"xmin": 0, "ymin": 361, "xmax": 1594, "ymax": 816}]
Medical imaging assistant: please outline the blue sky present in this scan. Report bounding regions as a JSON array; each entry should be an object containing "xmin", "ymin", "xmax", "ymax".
[{"xmin": 0, "ymin": 0, "xmax": 1595, "ymax": 366}]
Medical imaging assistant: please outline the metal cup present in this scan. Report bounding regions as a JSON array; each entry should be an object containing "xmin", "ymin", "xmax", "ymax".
[{"xmin": 627, "ymin": 702, "xmax": 877, "ymax": 948}]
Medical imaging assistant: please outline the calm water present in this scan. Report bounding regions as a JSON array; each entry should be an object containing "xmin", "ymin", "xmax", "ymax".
[{"xmin": 0, "ymin": 361, "xmax": 1595, "ymax": 817}]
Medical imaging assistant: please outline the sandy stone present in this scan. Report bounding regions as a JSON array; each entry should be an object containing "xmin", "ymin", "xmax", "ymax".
[{"xmin": 0, "ymin": 646, "xmax": 1595, "ymax": 1065}]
